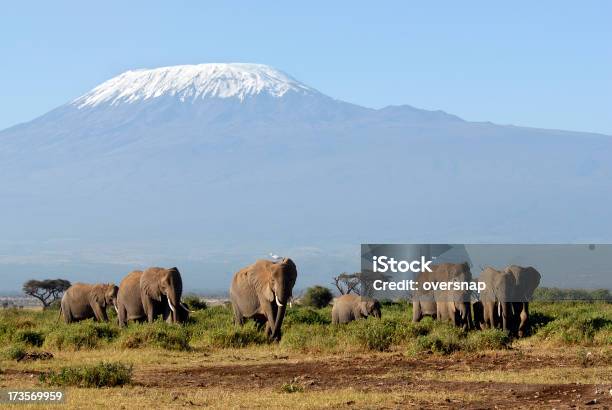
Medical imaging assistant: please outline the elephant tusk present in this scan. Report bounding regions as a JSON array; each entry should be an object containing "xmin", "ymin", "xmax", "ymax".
[
  {"xmin": 168, "ymin": 300, "xmax": 176, "ymax": 313},
  {"xmin": 275, "ymin": 295, "xmax": 284, "ymax": 307},
  {"xmin": 498, "ymin": 302, "xmax": 501, "ymax": 317}
]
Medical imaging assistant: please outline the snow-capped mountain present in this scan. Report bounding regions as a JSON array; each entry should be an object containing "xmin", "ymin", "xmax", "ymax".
[
  {"xmin": 0, "ymin": 63, "xmax": 611, "ymax": 292},
  {"xmin": 72, "ymin": 63, "xmax": 318, "ymax": 108}
]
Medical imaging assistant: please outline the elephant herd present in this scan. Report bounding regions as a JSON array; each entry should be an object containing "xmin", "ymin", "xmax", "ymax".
[
  {"xmin": 59, "ymin": 258, "xmax": 300, "ymax": 340},
  {"xmin": 60, "ymin": 267, "xmax": 189, "ymax": 326},
  {"xmin": 59, "ymin": 258, "xmax": 540, "ymax": 341},
  {"xmin": 411, "ymin": 262, "xmax": 541, "ymax": 337}
]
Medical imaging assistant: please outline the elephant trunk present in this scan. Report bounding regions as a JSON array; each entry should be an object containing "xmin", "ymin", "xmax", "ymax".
[
  {"xmin": 166, "ymin": 271, "xmax": 183, "ymax": 323},
  {"xmin": 272, "ymin": 304, "xmax": 286, "ymax": 340}
]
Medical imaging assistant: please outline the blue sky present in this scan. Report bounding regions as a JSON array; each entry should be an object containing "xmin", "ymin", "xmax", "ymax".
[{"xmin": 1, "ymin": 1, "xmax": 610, "ymax": 134}]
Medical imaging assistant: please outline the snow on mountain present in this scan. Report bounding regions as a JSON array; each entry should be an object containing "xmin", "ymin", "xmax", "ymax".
[{"xmin": 72, "ymin": 63, "xmax": 318, "ymax": 108}]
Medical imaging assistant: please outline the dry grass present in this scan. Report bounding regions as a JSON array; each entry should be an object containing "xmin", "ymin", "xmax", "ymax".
[{"xmin": 0, "ymin": 384, "xmax": 479, "ymax": 410}]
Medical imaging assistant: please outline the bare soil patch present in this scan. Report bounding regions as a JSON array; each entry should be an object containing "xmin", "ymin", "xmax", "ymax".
[{"xmin": 134, "ymin": 353, "xmax": 612, "ymax": 408}]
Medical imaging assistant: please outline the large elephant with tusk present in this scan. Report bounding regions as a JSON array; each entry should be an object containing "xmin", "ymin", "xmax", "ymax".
[
  {"xmin": 116, "ymin": 268, "xmax": 189, "ymax": 327},
  {"xmin": 140, "ymin": 267, "xmax": 188, "ymax": 324},
  {"xmin": 60, "ymin": 283, "xmax": 118, "ymax": 323},
  {"xmin": 229, "ymin": 258, "xmax": 297, "ymax": 341}
]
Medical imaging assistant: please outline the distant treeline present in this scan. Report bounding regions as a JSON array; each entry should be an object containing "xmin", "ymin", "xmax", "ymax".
[{"xmin": 533, "ymin": 287, "xmax": 611, "ymax": 302}]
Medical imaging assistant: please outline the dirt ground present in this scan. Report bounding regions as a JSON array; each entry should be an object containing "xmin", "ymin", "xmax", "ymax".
[
  {"xmin": 130, "ymin": 352, "xmax": 611, "ymax": 409},
  {"xmin": 3, "ymin": 349, "xmax": 611, "ymax": 409}
]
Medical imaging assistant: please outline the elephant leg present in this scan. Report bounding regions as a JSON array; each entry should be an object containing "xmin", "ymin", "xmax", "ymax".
[
  {"xmin": 142, "ymin": 297, "xmax": 155, "ymax": 323},
  {"xmin": 501, "ymin": 302, "xmax": 513, "ymax": 333},
  {"xmin": 264, "ymin": 321, "xmax": 273, "ymax": 337},
  {"xmin": 118, "ymin": 305, "xmax": 127, "ymax": 328},
  {"xmin": 91, "ymin": 304, "xmax": 108, "ymax": 322},
  {"xmin": 232, "ymin": 303, "xmax": 245, "ymax": 326},
  {"xmin": 412, "ymin": 301, "xmax": 422, "ymax": 322},
  {"xmin": 260, "ymin": 302, "xmax": 276, "ymax": 337},
  {"xmin": 332, "ymin": 310, "xmax": 338, "ymax": 325},
  {"xmin": 484, "ymin": 302, "xmax": 495, "ymax": 329}
]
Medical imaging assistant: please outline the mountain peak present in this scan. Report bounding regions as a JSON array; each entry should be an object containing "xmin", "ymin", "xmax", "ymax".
[{"xmin": 72, "ymin": 63, "xmax": 317, "ymax": 108}]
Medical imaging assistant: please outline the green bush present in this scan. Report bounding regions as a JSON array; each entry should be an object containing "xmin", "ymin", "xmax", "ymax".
[
  {"xmin": 44, "ymin": 322, "xmax": 118, "ymax": 350},
  {"xmin": 39, "ymin": 362, "xmax": 132, "ymax": 388},
  {"xmin": 0, "ymin": 322, "xmax": 17, "ymax": 343},
  {"xmin": 536, "ymin": 311, "xmax": 611, "ymax": 345},
  {"xmin": 463, "ymin": 329, "xmax": 511, "ymax": 351},
  {"xmin": 280, "ymin": 324, "xmax": 339, "ymax": 352},
  {"xmin": 351, "ymin": 319, "xmax": 398, "ymax": 352},
  {"xmin": 302, "ymin": 286, "xmax": 333, "ymax": 309},
  {"xmin": 284, "ymin": 308, "xmax": 330, "ymax": 326},
  {"xmin": 13, "ymin": 329, "xmax": 45, "ymax": 347},
  {"xmin": 205, "ymin": 324, "xmax": 269, "ymax": 348},
  {"xmin": 118, "ymin": 323, "xmax": 190, "ymax": 351},
  {"xmin": 2, "ymin": 343, "xmax": 27, "ymax": 361},
  {"xmin": 414, "ymin": 324, "xmax": 464, "ymax": 355},
  {"xmin": 183, "ymin": 294, "xmax": 207, "ymax": 311}
]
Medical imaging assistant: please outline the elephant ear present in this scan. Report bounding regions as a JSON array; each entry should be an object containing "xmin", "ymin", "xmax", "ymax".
[
  {"xmin": 262, "ymin": 284, "xmax": 274, "ymax": 303},
  {"xmin": 249, "ymin": 263, "xmax": 275, "ymax": 303},
  {"xmin": 91, "ymin": 287, "xmax": 105, "ymax": 307},
  {"xmin": 141, "ymin": 275, "xmax": 162, "ymax": 301}
]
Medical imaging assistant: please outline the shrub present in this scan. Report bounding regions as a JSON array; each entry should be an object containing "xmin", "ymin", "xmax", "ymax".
[
  {"xmin": 2, "ymin": 343, "xmax": 27, "ymax": 361},
  {"xmin": 118, "ymin": 323, "xmax": 190, "ymax": 351},
  {"xmin": 284, "ymin": 308, "xmax": 330, "ymax": 326},
  {"xmin": 302, "ymin": 286, "xmax": 333, "ymax": 309},
  {"xmin": 205, "ymin": 325, "xmax": 268, "ymax": 348},
  {"xmin": 0, "ymin": 322, "xmax": 17, "ymax": 343},
  {"xmin": 536, "ymin": 312, "xmax": 611, "ymax": 345},
  {"xmin": 280, "ymin": 324, "xmax": 339, "ymax": 353},
  {"xmin": 414, "ymin": 324, "xmax": 464, "ymax": 355},
  {"xmin": 13, "ymin": 330, "xmax": 45, "ymax": 347},
  {"xmin": 39, "ymin": 362, "xmax": 132, "ymax": 388},
  {"xmin": 44, "ymin": 322, "xmax": 118, "ymax": 350},
  {"xmin": 351, "ymin": 319, "xmax": 397, "ymax": 352},
  {"xmin": 183, "ymin": 294, "xmax": 207, "ymax": 311},
  {"xmin": 463, "ymin": 329, "xmax": 511, "ymax": 351}
]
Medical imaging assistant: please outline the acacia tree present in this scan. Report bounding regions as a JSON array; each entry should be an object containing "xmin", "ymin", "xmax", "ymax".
[
  {"xmin": 22, "ymin": 279, "xmax": 71, "ymax": 309},
  {"xmin": 332, "ymin": 272, "xmax": 362, "ymax": 295}
]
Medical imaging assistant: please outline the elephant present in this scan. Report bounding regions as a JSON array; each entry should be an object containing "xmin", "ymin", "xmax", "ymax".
[
  {"xmin": 117, "ymin": 268, "xmax": 189, "ymax": 327},
  {"xmin": 140, "ymin": 267, "xmax": 188, "ymax": 324},
  {"xmin": 479, "ymin": 266, "xmax": 516, "ymax": 333},
  {"xmin": 331, "ymin": 294, "xmax": 382, "ymax": 324},
  {"xmin": 229, "ymin": 258, "xmax": 297, "ymax": 341},
  {"xmin": 412, "ymin": 262, "xmax": 473, "ymax": 329},
  {"xmin": 504, "ymin": 265, "xmax": 541, "ymax": 337},
  {"xmin": 60, "ymin": 283, "xmax": 118, "ymax": 323}
]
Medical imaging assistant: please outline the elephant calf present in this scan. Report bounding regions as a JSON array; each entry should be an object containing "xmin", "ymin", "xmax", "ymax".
[
  {"xmin": 332, "ymin": 294, "xmax": 381, "ymax": 324},
  {"xmin": 60, "ymin": 283, "xmax": 119, "ymax": 323}
]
